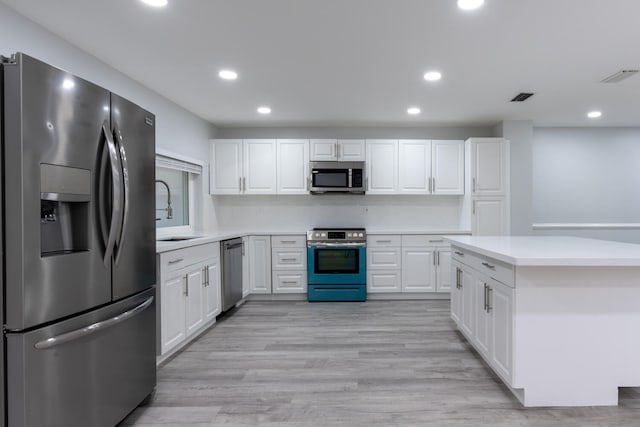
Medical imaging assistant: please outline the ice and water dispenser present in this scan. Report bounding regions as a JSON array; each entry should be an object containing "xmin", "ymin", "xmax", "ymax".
[{"xmin": 40, "ymin": 163, "xmax": 91, "ymax": 256}]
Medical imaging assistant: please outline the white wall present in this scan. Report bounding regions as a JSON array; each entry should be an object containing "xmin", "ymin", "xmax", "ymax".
[
  {"xmin": 532, "ymin": 127, "xmax": 640, "ymax": 243},
  {"xmin": 0, "ymin": 3, "xmax": 218, "ymax": 232},
  {"xmin": 214, "ymin": 195, "xmax": 464, "ymax": 232}
]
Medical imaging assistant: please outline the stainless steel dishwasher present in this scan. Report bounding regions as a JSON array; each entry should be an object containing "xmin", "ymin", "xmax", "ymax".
[{"xmin": 221, "ymin": 237, "xmax": 244, "ymax": 311}]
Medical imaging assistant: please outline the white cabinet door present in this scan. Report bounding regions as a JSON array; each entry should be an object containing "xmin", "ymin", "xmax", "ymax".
[
  {"xmin": 398, "ymin": 140, "xmax": 430, "ymax": 194},
  {"xmin": 338, "ymin": 139, "xmax": 365, "ymax": 161},
  {"xmin": 160, "ymin": 274, "xmax": 186, "ymax": 355},
  {"xmin": 460, "ymin": 267, "xmax": 475, "ymax": 338},
  {"xmin": 249, "ymin": 236, "xmax": 272, "ymax": 294},
  {"xmin": 490, "ymin": 279, "xmax": 513, "ymax": 382},
  {"xmin": 471, "ymin": 139, "xmax": 506, "ymax": 196},
  {"xmin": 203, "ymin": 260, "xmax": 221, "ymax": 322},
  {"xmin": 310, "ymin": 139, "xmax": 337, "ymax": 161},
  {"xmin": 473, "ymin": 198, "xmax": 507, "ymax": 235},
  {"xmin": 367, "ymin": 270, "xmax": 402, "ymax": 293},
  {"xmin": 243, "ymin": 139, "xmax": 277, "ymax": 194},
  {"xmin": 185, "ymin": 268, "xmax": 205, "ymax": 338},
  {"xmin": 474, "ymin": 274, "xmax": 491, "ymax": 359},
  {"xmin": 210, "ymin": 139, "xmax": 243, "ymax": 194},
  {"xmin": 366, "ymin": 140, "xmax": 398, "ymax": 194},
  {"xmin": 451, "ymin": 262, "xmax": 463, "ymax": 325},
  {"xmin": 432, "ymin": 140, "xmax": 464, "ymax": 195},
  {"xmin": 242, "ymin": 236, "xmax": 250, "ymax": 298},
  {"xmin": 401, "ymin": 247, "xmax": 435, "ymax": 292},
  {"xmin": 436, "ymin": 249, "xmax": 452, "ymax": 292},
  {"xmin": 277, "ymin": 139, "xmax": 309, "ymax": 194}
]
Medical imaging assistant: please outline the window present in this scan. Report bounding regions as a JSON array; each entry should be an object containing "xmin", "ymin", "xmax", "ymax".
[{"xmin": 155, "ymin": 150, "xmax": 203, "ymax": 237}]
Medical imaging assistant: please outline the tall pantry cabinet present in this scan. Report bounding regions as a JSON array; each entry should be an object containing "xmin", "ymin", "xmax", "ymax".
[{"xmin": 466, "ymin": 138, "xmax": 510, "ymax": 235}]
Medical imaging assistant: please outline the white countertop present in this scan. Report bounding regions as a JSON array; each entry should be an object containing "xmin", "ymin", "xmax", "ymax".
[
  {"xmin": 444, "ymin": 235, "xmax": 640, "ymax": 267},
  {"xmin": 156, "ymin": 228, "xmax": 471, "ymax": 253}
]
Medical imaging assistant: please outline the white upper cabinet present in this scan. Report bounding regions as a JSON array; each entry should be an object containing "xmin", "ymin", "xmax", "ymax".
[
  {"xmin": 432, "ymin": 140, "xmax": 464, "ymax": 195},
  {"xmin": 337, "ymin": 139, "xmax": 366, "ymax": 161},
  {"xmin": 210, "ymin": 139, "xmax": 243, "ymax": 194},
  {"xmin": 398, "ymin": 140, "xmax": 431, "ymax": 194},
  {"xmin": 276, "ymin": 139, "xmax": 309, "ymax": 194},
  {"xmin": 310, "ymin": 139, "xmax": 365, "ymax": 161},
  {"xmin": 366, "ymin": 139, "xmax": 398, "ymax": 194},
  {"xmin": 469, "ymin": 138, "xmax": 507, "ymax": 196},
  {"xmin": 243, "ymin": 139, "xmax": 277, "ymax": 194},
  {"xmin": 210, "ymin": 139, "xmax": 276, "ymax": 195}
]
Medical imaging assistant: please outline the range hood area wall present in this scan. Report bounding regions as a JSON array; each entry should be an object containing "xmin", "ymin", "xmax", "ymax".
[{"xmin": 213, "ymin": 195, "xmax": 465, "ymax": 231}]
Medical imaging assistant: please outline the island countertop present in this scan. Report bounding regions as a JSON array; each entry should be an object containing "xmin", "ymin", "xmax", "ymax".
[{"xmin": 443, "ymin": 235, "xmax": 640, "ymax": 267}]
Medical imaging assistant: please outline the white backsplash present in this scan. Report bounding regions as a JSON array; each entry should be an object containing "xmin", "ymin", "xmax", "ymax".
[{"xmin": 212, "ymin": 195, "xmax": 465, "ymax": 231}]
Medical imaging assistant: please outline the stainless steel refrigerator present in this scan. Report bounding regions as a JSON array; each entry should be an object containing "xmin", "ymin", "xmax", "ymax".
[{"xmin": 0, "ymin": 53, "xmax": 157, "ymax": 426}]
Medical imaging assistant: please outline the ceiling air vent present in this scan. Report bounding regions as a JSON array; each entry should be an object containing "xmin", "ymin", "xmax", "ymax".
[
  {"xmin": 510, "ymin": 92, "xmax": 534, "ymax": 102},
  {"xmin": 600, "ymin": 70, "xmax": 639, "ymax": 83}
]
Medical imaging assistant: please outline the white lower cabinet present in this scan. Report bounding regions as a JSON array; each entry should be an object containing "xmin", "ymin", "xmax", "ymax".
[
  {"xmin": 158, "ymin": 242, "xmax": 221, "ymax": 361},
  {"xmin": 248, "ymin": 236, "xmax": 272, "ymax": 294},
  {"xmin": 367, "ymin": 235, "xmax": 401, "ymax": 292},
  {"xmin": 452, "ymin": 249, "xmax": 514, "ymax": 384},
  {"xmin": 271, "ymin": 235, "xmax": 307, "ymax": 294},
  {"xmin": 399, "ymin": 235, "xmax": 453, "ymax": 294}
]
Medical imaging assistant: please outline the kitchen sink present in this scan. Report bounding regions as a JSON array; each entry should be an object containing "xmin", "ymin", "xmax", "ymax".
[{"xmin": 157, "ymin": 236, "xmax": 203, "ymax": 242}]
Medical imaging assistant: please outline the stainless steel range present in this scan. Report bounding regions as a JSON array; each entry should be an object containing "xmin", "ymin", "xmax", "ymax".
[{"xmin": 306, "ymin": 228, "xmax": 367, "ymax": 302}]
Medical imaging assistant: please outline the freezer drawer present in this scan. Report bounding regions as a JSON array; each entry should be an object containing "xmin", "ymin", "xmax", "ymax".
[{"xmin": 5, "ymin": 288, "xmax": 156, "ymax": 427}]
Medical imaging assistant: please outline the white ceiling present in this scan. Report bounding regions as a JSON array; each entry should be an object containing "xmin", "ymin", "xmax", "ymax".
[{"xmin": 3, "ymin": 0, "xmax": 640, "ymax": 127}]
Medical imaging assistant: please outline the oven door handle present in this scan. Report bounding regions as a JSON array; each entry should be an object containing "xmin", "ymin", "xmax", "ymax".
[{"xmin": 307, "ymin": 242, "xmax": 366, "ymax": 248}]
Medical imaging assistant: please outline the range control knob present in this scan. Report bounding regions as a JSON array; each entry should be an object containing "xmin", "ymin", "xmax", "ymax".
[{"xmin": 358, "ymin": 233, "xmax": 364, "ymax": 237}]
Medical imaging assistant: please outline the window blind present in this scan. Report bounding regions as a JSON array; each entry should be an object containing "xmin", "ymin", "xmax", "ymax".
[{"xmin": 155, "ymin": 154, "xmax": 202, "ymax": 175}]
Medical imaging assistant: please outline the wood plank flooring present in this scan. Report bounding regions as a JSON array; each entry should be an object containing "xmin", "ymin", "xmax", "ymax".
[{"xmin": 120, "ymin": 300, "xmax": 640, "ymax": 426}]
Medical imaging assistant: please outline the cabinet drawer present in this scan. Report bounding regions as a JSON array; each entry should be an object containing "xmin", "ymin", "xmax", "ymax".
[
  {"xmin": 160, "ymin": 242, "xmax": 219, "ymax": 273},
  {"xmin": 367, "ymin": 247, "xmax": 401, "ymax": 268},
  {"xmin": 367, "ymin": 235, "xmax": 401, "ymax": 247},
  {"xmin": 367, "ymin": 270, "xmax": 402, "ymax": 293},
  {"xmin": 477, "ymin": 257, "xmax": 514, "ymax": 288},
  {"xmin": 271, "ymin": 248, "xmax": 307, "ymax": 269},
  {"xmin": 401, "ymin": 235, "xmax": 448, "ymax": 247},
  {"xmin": 272, "ymin": 271, "xmax": 307, "ymax": 293},
  {"xmin": 271, "ymin": 235, "xmax": 306, "ymax": 248}
]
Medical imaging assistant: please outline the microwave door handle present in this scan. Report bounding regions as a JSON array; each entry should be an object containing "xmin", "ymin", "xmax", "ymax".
[
  {"xmin": 102, "ymin": 121, "xmax": 123, "ymax": 267},
  {"xmin": 113, "ymin": 123, "xmax": 129, "ymax": 265}
]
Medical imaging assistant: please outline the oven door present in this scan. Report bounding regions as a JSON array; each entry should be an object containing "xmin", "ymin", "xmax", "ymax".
[{"xmin": 307, "ymin": 245, "xmax": 366, "ymax": 285}]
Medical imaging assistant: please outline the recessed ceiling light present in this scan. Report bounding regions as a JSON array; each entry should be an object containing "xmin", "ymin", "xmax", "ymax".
[
  {"xmin": 457, "ymin": 0, "xmax": 485, "ymax": 11},
  {"xmin": 140, "ymin": 0, "xmax": 168, "ymax": 7},
  {"xmin": 423, "ymin": 71, "xmax": 442, "ymax": 82},
  {"xmin": 587, "ymin": 111, "xmax": 602, "ymax": 119},
  {"xmin": 62, "ymin": 78, "xmax": 75, "ymax": 90},
  {"xmin": 218, "ymin": 70, "xmax": 238, "ymax": 80},
  {"xmin": 407, "ymin": 107, "xmax": 421, "ymax": 115},
  {"xmin": 257, "ymin": 106, "xmax": 271, "ymax": 115}
]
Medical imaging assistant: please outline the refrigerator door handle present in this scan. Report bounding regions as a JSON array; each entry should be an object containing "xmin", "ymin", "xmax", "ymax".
[
  {"xmin": 113, "ymin": 123, "xmax": 130, "ymax": 265},
  {"xmin": 33, "ymin": 296, "xmax": 154, "ymax": 350},
  {"xmin": 102, "ymin": 121, "xmax": 124, "ymax": 266}
]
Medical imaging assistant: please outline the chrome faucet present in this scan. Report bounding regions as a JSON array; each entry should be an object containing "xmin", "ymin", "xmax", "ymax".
[{"xmin": 155, "ymin": 179, "xmax": 173, "ymax": 220}]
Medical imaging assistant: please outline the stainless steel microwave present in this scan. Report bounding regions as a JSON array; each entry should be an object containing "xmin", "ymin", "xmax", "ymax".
[{"xmin": 309, "ymin": 161, "xmax": 366, "ymax": 194}]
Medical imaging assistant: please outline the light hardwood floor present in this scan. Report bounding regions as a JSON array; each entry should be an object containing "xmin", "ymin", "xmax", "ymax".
[{"xmin": 120, "ymin": 300, "xmax": 640, "ymax": 426}]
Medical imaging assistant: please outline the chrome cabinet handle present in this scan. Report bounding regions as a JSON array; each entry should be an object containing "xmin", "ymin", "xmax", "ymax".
[
  {"xmin": 483, "ymin": 283, "xmax": 489, "ymax": 311},
  {"xmin": 336, "ymin": 143, "xmax": 340, "ymax": 159},
  {"xmin": 281, "ymin": 240, "xmax": 297, "ymax": 244},
  {"xmin": 454, "ymin": 251, "xmax": 464, "ymax": 256},
  {"xmin": 282, "ymin": 281, "xmax": 297, "ymax": 284},
  {"xmin": 184, "ymin": 275, "xmax": 189, "ymax": 296},
  {"xmin": 281, "ymin": 258, "xmax": 297, "ymax": 262},
  {"xmin": 473, "ymin": 200, "xmax": 476, "ymax": 215},
  {"xmin": 429, "ymin": 239, "xmax": 443, "ymax": 243},
  {"xmin": 456, "ymin": 268, "xmax": 461, "ymax": 289},
  {"xmin": 168, "ymin": 258, "xmax": 184, "ymax": 265},
  {"xmin": 482, "ymin": 262, "xmax": 496, "ymax": 270},
  {"xmin": 376, "ymin": 240, "xmax": 392, "ymax": 243},
  {"xmin": 432, "ymin": 177, "xmax": 436, "ymax": 193},
  {"xmin": 243, "ymin": 177, "xmax": 246, "ymax": 191},
  {"xmin": 436, "ymin": 251, "xmax": 440, "ymax": 265},
  {"xmin": 35, "ymin": 296, "xmax": 154, "ymax": 349},
  {"xmin": 238, "ymin": 177, "xmax": 242, "ymax": 192},
  {"xmin": 472, "ymin": 177, "xmax": 477, "ymax": 193}
]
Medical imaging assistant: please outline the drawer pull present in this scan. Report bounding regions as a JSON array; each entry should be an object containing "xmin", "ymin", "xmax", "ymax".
[
  {"xmin": 280, "ymin": 240, "xmax": 297, "ymax": 244},
  {"xmin": 482, "ymin": 262, "xmax": 496, "ymax": 270},
  {"xmin": 376, "ymin": 240, "xmax": 392, "ymax": 243},
  {"xmin": 429, "ymin": 239, "xmax": 444, "ymax": 243},
  {"xmin": 281, "ymin": 258, "xmax": 297, "ymax": 262},
  {"xmin": 454, "ymin": 251, "xmax": 464, "ymax": 256},
  {"xmin": 168, "ymin": 258, "xmax": 184, "ymax": 265},
  {"xmin": 281, "ymin": 281, "xmax": 297, "ymax": 284}
]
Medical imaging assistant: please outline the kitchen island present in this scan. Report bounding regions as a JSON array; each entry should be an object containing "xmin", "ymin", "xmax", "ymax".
[{"xmin": 445, "ymin": 236, "xmax": 640, "ymax": 407}]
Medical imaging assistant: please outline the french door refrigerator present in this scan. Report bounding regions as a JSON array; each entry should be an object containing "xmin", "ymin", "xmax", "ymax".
[{"xmin": 0, "ymin": 53, "xmax": 156, "ymax": 426}]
